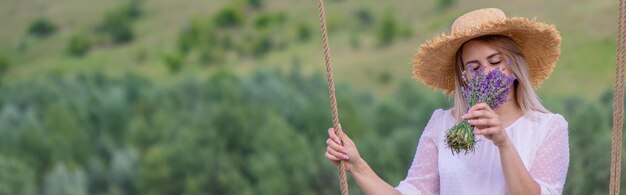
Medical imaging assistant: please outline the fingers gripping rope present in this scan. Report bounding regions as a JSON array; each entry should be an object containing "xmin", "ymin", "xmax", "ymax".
[{"xmin": 316, "ymin": 0, "xmax": 349, "ymax": 194}]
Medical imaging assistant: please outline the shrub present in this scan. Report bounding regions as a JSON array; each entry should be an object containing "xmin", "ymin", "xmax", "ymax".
[
  {"xmin": 252, "ymin": 34, "xmax": 273, "ymax": 56},
  {"xmin": 214, "ymin": 6, "xmax": 244, "ymax": 28},
  {"xmin": 254, "ymin": 12, "xmax": 287, "ymax": 30},
  {"xmin": 177, "ymin": 19, "xmax": 210, "ymax": 54},
  {"xmin": 100, "ymin": 12, "xmax": 134, "ymax": 43},
  {"xmin": 0, "ymin": 52, "xmax": 10, "ymax": 74},
  {"xmin": 377, "ymin": 10, "xmax": 397, "ymax": 46},
  {"xmin": 354, "ymin": 8, "xmax": 375, "ymax": 28},
  {"xmin": 248, "ymin": 0, "xmax": 263, "ymax": 9},
  {"xmin": 110, "ymin": 23, "xmax": 133, "ymax": 43},
  {"xmin": 163, "ymin": 52, "xmax": 184, "ymax": 73},
  {"xmin": 437, "ymin": 0, "xmax": 455, "ymax": 10},
  {"xmin": 27, "ymin": 17, "xmax": 57, "ymax": 37},
  {"xmin": 296, "ymin": 21, "xmax": 311, "ymax": 42},
  {"xmin": 66, "ymin": 34, "xmax": 91, "ymax": 57},
  {"xmin": 177, "ymin": 30, "xmax": 195, "ymax": 54},
  {"xmin": 97, "ymin": 4, "xmax": 137, "ymax": 44},
  {"xmin": 254, "ymin": 13, "xmax": 273, "ymax": 29},
  {"xmin": 125, "ymin": 0, "xmax": 142, "ymax": 18}
]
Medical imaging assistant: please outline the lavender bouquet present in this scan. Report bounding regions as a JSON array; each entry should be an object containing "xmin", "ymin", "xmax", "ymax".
[{"xmin": 445, "ymin": 62, "xmax": 517, "ymax": 155}]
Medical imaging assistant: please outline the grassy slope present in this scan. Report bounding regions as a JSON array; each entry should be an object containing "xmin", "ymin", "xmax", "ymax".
[{"xmin": 0, "ymin": 0, "xmax": 618, "ymax": 100}]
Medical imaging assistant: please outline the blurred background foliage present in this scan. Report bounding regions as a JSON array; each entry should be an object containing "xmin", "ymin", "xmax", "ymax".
[{"xmin": 0, "ymin": 0, "xmax": 622, "ymax": 194}]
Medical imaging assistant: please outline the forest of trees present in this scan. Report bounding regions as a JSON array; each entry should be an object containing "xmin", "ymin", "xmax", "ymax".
[{"xmin": 0, "ymin": 64, "xmax": 622, "ymax": 194}]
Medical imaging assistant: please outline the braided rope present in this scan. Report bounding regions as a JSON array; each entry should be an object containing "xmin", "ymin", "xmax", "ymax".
[
  {"xmin": 316, "ymin": 0, "xmax": 349, "ymax": 194},
  {"xmin": 610, "ymin": 0, "xmax": 626, "ymax": 194}
]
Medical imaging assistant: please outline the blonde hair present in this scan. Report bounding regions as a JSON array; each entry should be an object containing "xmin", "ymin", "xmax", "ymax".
[{"xmin": 451, "ymin": 35, "xmax": 549, "ymax": 122}]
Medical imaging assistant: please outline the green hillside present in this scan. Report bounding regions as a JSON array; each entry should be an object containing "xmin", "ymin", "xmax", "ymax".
[{"xmin": 0, "ymin": 0, "xmax": 618, "ymax": 98}]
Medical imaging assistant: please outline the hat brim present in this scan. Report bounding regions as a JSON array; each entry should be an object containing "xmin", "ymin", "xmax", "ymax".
[{"xmin": 412, "ymin": 17, "xmax": 561, "ymax": 96}]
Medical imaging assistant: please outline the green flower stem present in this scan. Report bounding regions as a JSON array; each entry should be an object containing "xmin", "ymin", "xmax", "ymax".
[
  {"xmin": 445, "ymin": 94, "xmax": 478, "ymax": 155},
  {"xmin": 445, "ymin": 120, "xmax": 476, "ymax": 155}
]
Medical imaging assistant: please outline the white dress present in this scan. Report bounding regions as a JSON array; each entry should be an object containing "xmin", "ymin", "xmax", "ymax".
[{"xmin": 394, "ymin": 108, "xmax": 570, "ymax": 195}]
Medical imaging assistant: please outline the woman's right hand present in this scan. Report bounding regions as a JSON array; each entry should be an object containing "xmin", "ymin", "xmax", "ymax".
[
  {"xmin": 325, "ymin": 124, "xmax": 363, "ymax": 172},
  {"xmin": 325, "ymin": 124, "xmax": 401, "ymax": 195}
]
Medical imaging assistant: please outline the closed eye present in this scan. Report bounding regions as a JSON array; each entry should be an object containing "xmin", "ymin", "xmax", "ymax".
[
  {"xmin": 490, "ymin": 61, "xmax": 502, "ymax": 65},
  {"xmin": 466, "ymin": 64, "xmax": 479, "ymax": 70}
]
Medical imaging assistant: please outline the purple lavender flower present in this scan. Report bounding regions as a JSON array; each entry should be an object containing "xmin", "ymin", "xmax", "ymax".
[{"xmin": 446, "ymin": 61, "xmax": 517, "ymax": 155}]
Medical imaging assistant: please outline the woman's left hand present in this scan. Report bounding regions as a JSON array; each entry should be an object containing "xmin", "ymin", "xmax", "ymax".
[{"xmin": 462, "ymin": 103, "xmax": 511, "ymax": 148}]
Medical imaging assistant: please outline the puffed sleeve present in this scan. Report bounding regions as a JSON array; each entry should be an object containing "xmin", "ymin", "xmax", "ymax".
[
  {"xmin": 529, "ymin": 114, "xmax": 570, "ymax": 195},
  {"xmin": 394, "ymin": 109, "xmax": 444, "ymax": 195}
]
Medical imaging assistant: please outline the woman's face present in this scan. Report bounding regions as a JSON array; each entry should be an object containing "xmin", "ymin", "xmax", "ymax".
[{"xmin": 460, "ymin": 40, "xmax": 512, "ymax": 75}]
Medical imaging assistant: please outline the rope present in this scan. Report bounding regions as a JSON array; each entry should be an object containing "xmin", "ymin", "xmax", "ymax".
[
  {"xmin": 315, "ymin": 0, "xmax": 349, "ymax": 194},
  {"xmin": 610, "ymin": 0, "xmax": 626, "ymax": 194}
]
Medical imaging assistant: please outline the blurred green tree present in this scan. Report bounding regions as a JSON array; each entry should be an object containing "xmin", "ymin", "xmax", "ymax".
[
  {"xmin": 67, "ymin": 34, "xmax": 91, "ymax": 57},
  {"xmin": 0, "ymin": 156, "xmax": 35, "ymax": 195},
  {"xmin": 377, "ymin": 9, "xmax": 398, "ymax": 46},
  {"xmin": 27, "ymin": 17, "xmax": 57, "ymax": 38}
]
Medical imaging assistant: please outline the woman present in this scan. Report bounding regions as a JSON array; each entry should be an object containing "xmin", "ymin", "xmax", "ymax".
[{"xmin": 324, "ymin": 8, "xmax": 569, "ymax": 195}]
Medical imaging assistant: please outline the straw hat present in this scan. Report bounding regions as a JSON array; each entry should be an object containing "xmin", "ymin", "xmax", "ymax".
[{"xmin": 412, "ymin": 8, "xmax": 561, "ymax": 96}]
